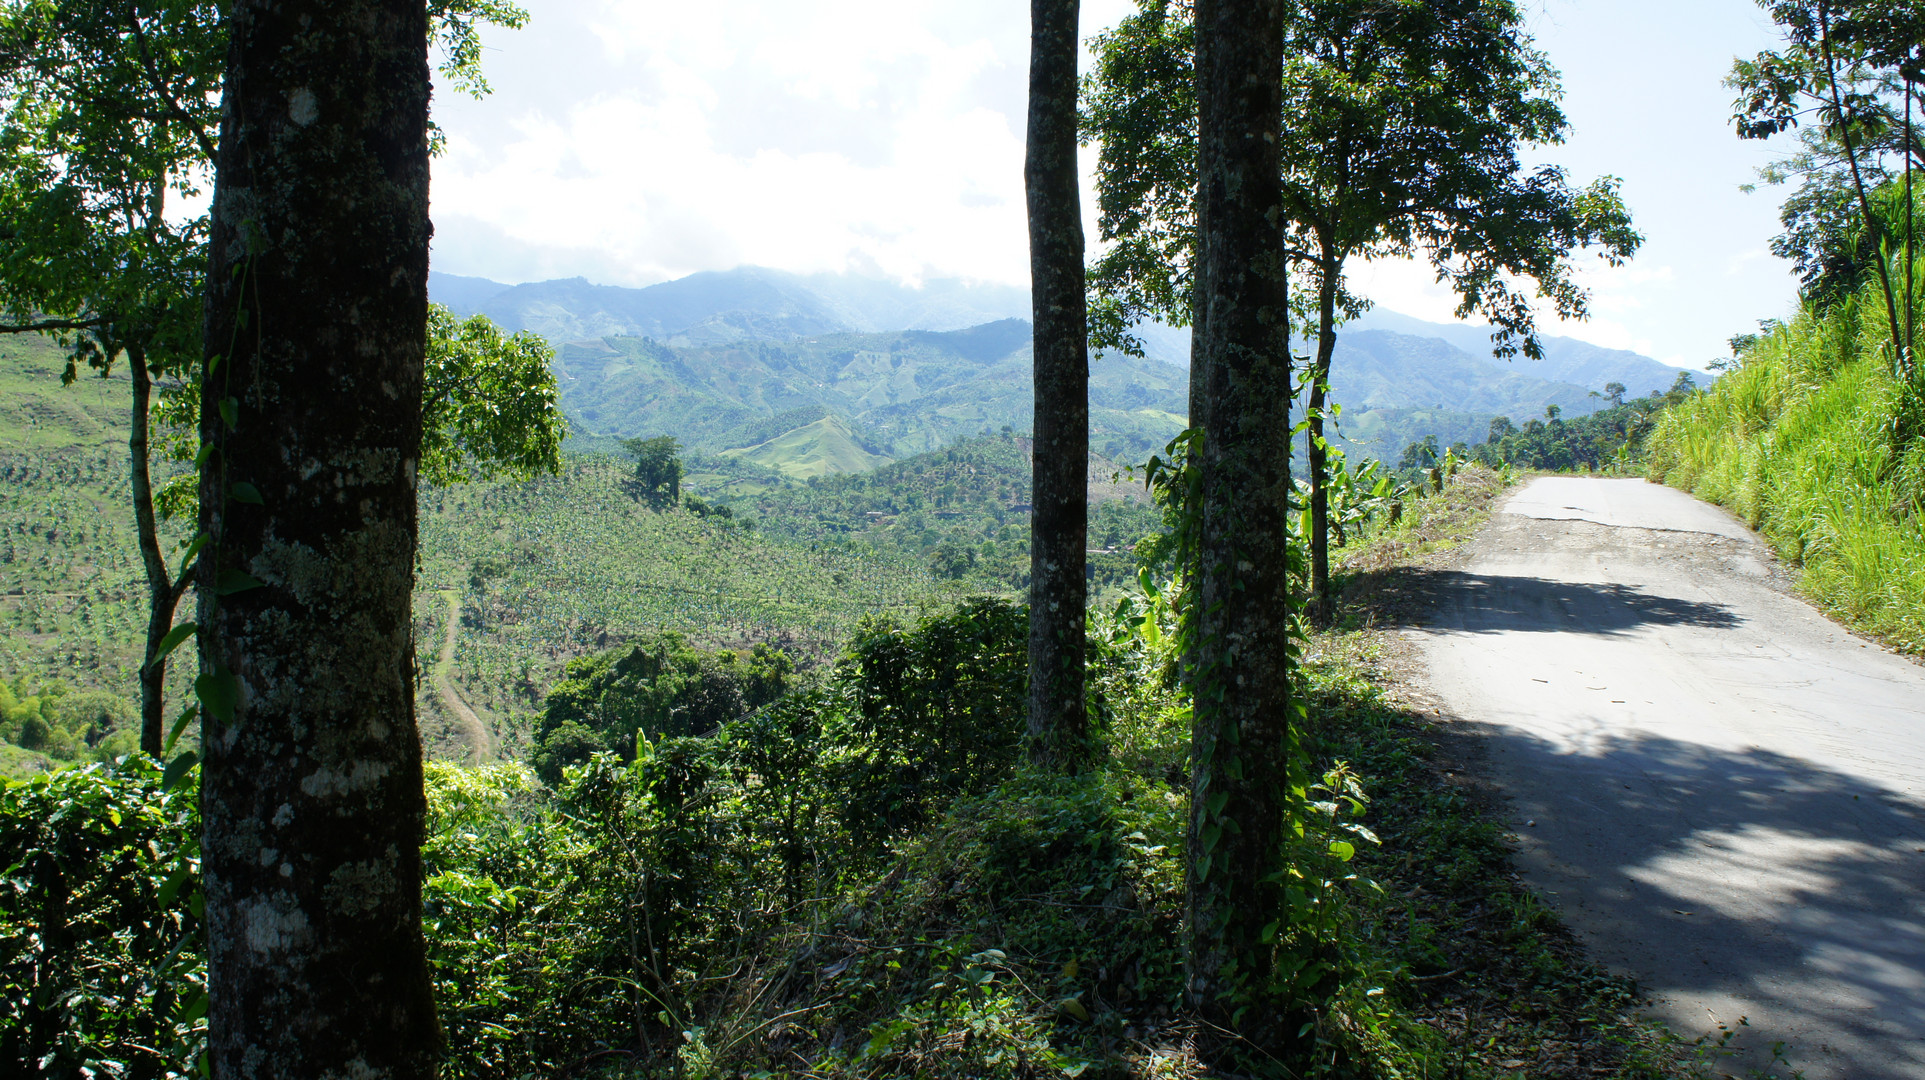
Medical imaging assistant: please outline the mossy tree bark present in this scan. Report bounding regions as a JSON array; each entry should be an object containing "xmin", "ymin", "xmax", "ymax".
[
  {"xmin": 196, "ymin": 1, "xmax": 438, "ymax": 1075},
  {"xmin": 1025, "ymin": 0, "xmax": 1089, "ymax": 769},
  {"xmin": 1185, "ymin": 0, "xmax": 1290, "ymax": 1053}
]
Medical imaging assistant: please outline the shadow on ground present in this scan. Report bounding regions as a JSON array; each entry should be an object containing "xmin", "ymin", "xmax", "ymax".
[
  {"xmin": 1434, "ymin": 716, "xmax": 1925, "ymax": 1079},
  {"xmin": 1340, "ymin": 567, "xmax": 1743, "ymax": 635}
]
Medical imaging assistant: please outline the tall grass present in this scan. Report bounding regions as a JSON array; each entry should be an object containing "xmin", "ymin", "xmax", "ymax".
[{"xmin": 1645, "ymin": 263, "xmax": 1925, "ymax": 653}]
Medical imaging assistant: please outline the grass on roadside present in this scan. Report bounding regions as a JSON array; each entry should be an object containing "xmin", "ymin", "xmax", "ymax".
[{"xmin": 1645, "ymin": 281, "xmax": 1925, "ymax": 656}]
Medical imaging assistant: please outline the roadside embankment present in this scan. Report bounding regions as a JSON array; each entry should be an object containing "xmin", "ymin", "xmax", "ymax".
[{"xmin": 1644, "ymin": 289, "xmax": 1925, "ymax": 655}]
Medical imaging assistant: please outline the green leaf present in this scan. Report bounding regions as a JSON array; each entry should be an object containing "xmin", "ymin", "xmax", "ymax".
[
  {"xmin": 1058, "ymin": 996, "xmax": 1090, "ymax": 1022},
  {"xmin": 176, "ymin": 531, "xmax": 210, "ymax": 581},
  {"xmin": 164, "ymin": 705, "xmax": 198, "ymax": 755},
  {"xmin": 157, "ymin": 865, "xmax": 192, "ymax": 908},
  {"xmin": 216, "ymin": 570, "xmax": 264, "ymax": 595},
  {"xmin": 148, "ymin": 622, "xmax": 197, "ymax": 667},
  {"xmin": 1329, "ymin": 839, "xmax": 1356, "ymax": 862},
  {"xmin": 196, "ymin": 670, "xmax": 238, "ymax": 723},
  {"xmin": 162, "ymin": 750, "xmax": 199, "ymax": 792},
  {"xmin": 178, "ymin": 990, "xmax": 209, "ymax": 1024},
  {"xmin": 218, "ymin": 396, "xmax": 238, "ymax": 430},
  {"xmin": 229, "ymin": 482, "xmax": 262, "ymax": 505}
]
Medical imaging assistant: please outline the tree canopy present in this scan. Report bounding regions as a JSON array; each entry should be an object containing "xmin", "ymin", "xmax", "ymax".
[
  {"xmin": 1085, "ymin": 0, "xmax": 1642, "ymax": 360},
  {"xmin": 1085, "ymin": 0, "xmax": 1641, "ymax": 622},
  {"xmin": 1731, "ymin": 0, "xmax": 1922, "ymax": 371},
  {"xmin": 623, "ymin": 435, "xmax": 686, "ymax": 509}
]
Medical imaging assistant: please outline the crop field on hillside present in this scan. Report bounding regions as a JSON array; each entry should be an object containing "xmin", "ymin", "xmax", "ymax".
[
  {"xmin": 415, "ymin": 454, "xmax": 953, "ymax": 756},
  {"xmin": 0, "ymin": 331, "xmax": 955, "ymax": 765}
]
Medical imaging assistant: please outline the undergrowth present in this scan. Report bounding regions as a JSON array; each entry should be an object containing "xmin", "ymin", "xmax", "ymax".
[{"xmin": 5, "ymin": 466, "xmax": 1721, "ymax": 1079}]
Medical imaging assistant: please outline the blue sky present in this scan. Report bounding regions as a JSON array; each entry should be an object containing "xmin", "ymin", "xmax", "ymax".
[{"xmin": 427, "ymin": 0, "xmax": 1800, "ymax": 369}]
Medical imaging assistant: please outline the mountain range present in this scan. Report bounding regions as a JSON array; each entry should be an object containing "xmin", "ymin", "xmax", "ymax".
[{"xmin": 431, "ymin": 267, "xmax": 1701, "ymax": 473}]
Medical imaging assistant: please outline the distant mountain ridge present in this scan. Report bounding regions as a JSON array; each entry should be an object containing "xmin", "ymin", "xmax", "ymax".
[
  {"xmin": 1344, "ymin": 307, "xmax": 1698, "ymax": 401},
  {"xmin": 551, "ymin": 319, "xmax": 1191, "ymax": 467},
  {"xmin": 429, "ymin": 266, "xmax": 1699, "ymax": 472},
  {"xmin": 432, "ymin": 267, "xmax": 1035, "ymax": 347}
]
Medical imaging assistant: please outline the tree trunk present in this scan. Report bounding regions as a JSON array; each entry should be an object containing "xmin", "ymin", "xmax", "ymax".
[
  {"xmin": 1816, "ymin": 2, "xmax": 1906, "ymax": 377},
  {"xmin": 128, "ymin": 344, "xmax": 179, "ymax": 757},
  {"xmin": 1186, "ymin": 0, "xmax": 1289, "ymax": 1054},
  {"xmin": 197, "ymin": 1, "xmax": 438, "ymax": 1076},
  {"xmin": 1308, "ymin": 264, "xmax": 1338, "ymax": 625},
  {"xmin": 1025, "ymin": 0, "xmax": 1089, "ymax": 768}
]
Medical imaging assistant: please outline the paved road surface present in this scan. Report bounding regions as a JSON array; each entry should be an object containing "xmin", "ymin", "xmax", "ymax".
[{"xmin": 1417, "ymin": 476, "xmax": 1925, "ymax": 1079}]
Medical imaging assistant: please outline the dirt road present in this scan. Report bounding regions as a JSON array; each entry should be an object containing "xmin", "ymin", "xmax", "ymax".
[
  {"xmin": 1416, "ymin": 477, "xmax": 1925, "ymax": 1079},
  {"xmin": 433, "ymin": 589, "xmax": 492, "ymax": 764}
]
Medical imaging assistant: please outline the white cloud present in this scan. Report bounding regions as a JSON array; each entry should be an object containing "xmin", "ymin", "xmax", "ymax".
[
  {"xmin": 431, "ymin": 0, "xmax": 1042, "ymax": 288},
  {"xmin": 428, "ymin": 0, "xmax": 1802, "ymax": 369}
]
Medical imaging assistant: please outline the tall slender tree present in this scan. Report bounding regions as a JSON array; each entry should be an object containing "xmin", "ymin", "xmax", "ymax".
[
  {"xmin": 196, "ymin": 0, "xmax": 439, "ymax": 1072},
  {"xmin": 1185, "ymin": 0, "xmax": 1290, "ymax": 1054},
  {"xmin": 1085, "ymin": 0, "xmax": 1640, "ymax": 624},
  {"xmin": 1733, "ymin": 0, "xmax": 1925, "ymax": 374},
  {"xmin": 1025, "ymin": 0, "xmax": 1089, "ymax": 768}
]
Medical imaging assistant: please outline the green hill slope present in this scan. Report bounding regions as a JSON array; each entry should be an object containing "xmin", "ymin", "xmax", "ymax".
[
  {"xmin": 719, "ymin": 414, "xmax": 891, "ymax": 478},
  {"xmin": 414, "ymin": 455, "xmax": 952, "ymax": 757},
  {"xmin": 0, "ymin": 339, "xmax": 156, "ymax": 700},
  {"xmin": 555, "ymin": 320, "xmax": 1192, "ymax": 465},
  {"xmin": 0, "ymin": 337, "xmax": 951, "ymax": 766},
  {"xmin": 1646, "ymin": 286, "xmax": 1925, "ymax": 653}
]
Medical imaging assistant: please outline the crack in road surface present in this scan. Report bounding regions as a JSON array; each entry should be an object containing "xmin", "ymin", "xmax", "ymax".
[{"xmin": 1415, "ymin": 477, "xmax": 1925, "ymax": 1080}]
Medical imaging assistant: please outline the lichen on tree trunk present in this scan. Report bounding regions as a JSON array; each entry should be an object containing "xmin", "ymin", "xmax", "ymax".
[
  {"xmin": 1185, "ymin": 0, "xmax": 1290, "ymax": 1055},
  {"xmin": 1025, "ymin": 0, "xmax": 1090, "ymax": 769},
  {"xmin": 196, "ymin": 1, "xmax": 439, "ymax": 1075}
]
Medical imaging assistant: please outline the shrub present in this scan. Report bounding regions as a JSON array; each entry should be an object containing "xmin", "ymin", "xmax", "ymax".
[{"xmin": 0, "ymin": 758, "xmax": 204, "ymax": 1077}]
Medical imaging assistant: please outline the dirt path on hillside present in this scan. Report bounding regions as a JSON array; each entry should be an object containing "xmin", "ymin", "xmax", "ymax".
[
  {"xmin": 1402, "ymin": 477, "xmax": 1925, "ymax": 1080},
  {"xmin": 434, "ymin": 590, "xmax": 492, "ymax": 764}
]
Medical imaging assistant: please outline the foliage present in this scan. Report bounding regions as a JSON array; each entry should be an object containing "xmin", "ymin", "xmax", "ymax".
[
  {"xmin": 1083, "ymin": 0, "xmax": 1642, "ymax": 358},
  {"xmin": 0, "ymin": 569, "xmax": 1683, "ymax": 1078},
  {"xmin": 1459, "ymin": 373, "xmax": 1697, "ymax": 474},
  {"xmin": 827, "ymin": 597, "xmax": 1030, "ymax": 845},
  {"xmin": 623, "ymin": 434, "xmax": 686, "ymax": 510},
  {"xmin": 0, "ymin": 674, "xmax": 137, "ymax": 765},
  {"xmin": 1300, "ymin": 449, "xmax": 1400, "ymax": 547},
  {"xmin": 1084, "ymin": 0, "xmax": 1641, "ymax": 626},
  {"xmin": 1730, "ymin": 0, "xmax": 1923, "ymax": 365},
  {"xmin": 741, "ymin": 431, "xmax": 1166, "ymax": 593},
  {"xmin": 0, "ymin": 757, "xmax": 205, "ymax": 1078},
  {"xmin": 1647, "ymin": 265, "xmax": 1925, "ymax": 653},
  {"xmin": 0, "ymin": 427, "xmax": 162, "ymax": 724},
  {"xmin": 422, "ymin": 305, "xmax": 566, "ymax": 485},
  {"xmin": 414, "ymin": 453, "xmax": 948, "ymax": 755},
  {"xmin": 528, "ymin": 633, "xmax": 793, "ymax": 783},
  {"xmin": 0, "ymin": 0, "xmax": 550, "ymax": 758}
]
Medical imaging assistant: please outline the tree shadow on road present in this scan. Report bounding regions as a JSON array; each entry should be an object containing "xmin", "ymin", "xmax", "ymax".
[
  {"xmin": 1438, "ymin": 718, "xmax": 1925, "ymax": 1080},
  {"xmin": 1340, "ymin": 567, "xmax": 1743, "ymax": 635}
]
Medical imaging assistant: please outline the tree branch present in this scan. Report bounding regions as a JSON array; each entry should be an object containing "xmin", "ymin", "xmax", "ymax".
[
  {"xmin": 127, "ymin": 11, "xmax": 218, "ymax": 164},
  {"xmin": 0, "ymin": 316, "xmax": 107, "ymax": 334}
]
